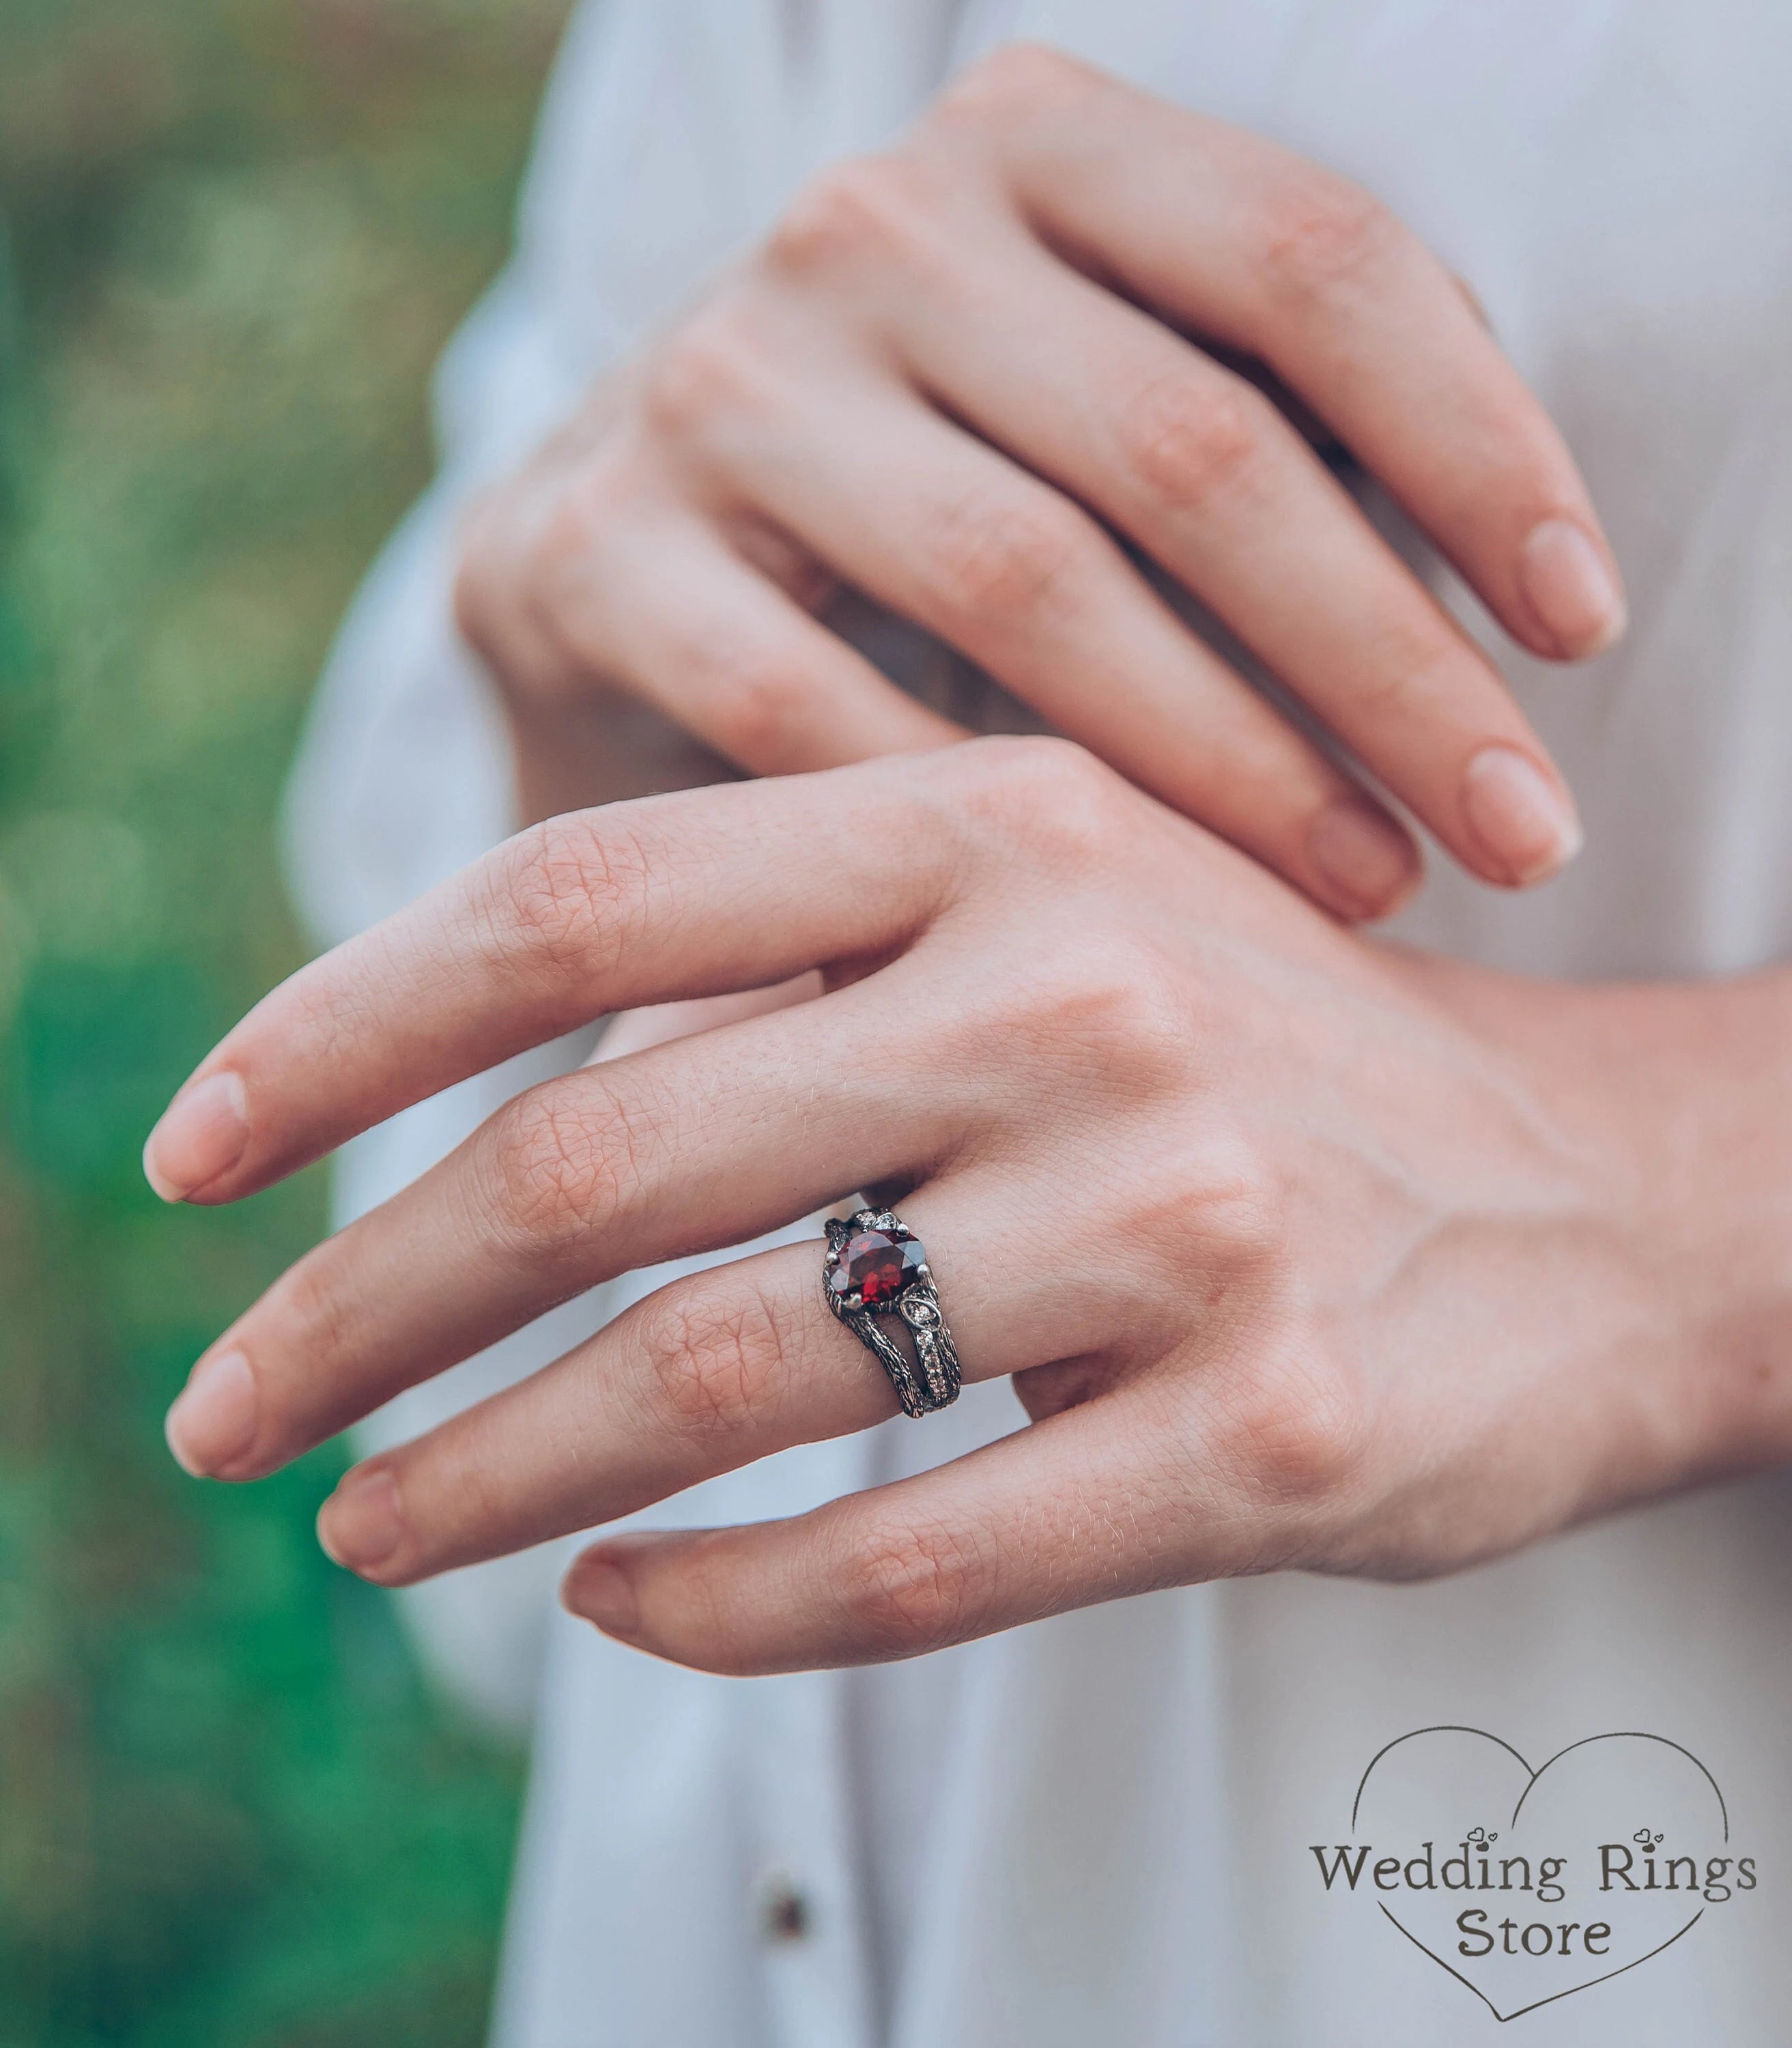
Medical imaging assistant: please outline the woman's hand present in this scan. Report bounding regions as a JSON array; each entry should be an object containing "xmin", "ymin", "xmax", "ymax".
[
  {"xmin": 455, "ymin": 43, "xmax": 1623, "ymax": 918},
  {"xmin": 146, "ymin": 740, "xmax": 1791, "ymax": 1673}
]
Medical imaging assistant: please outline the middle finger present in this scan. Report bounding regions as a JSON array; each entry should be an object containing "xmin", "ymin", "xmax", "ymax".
[
  {"xmin": 309, "ymin": 1169, "xmax": 1113, "ymax": 1587},
  {"xmin": 166, "ymin": 971, "xmax": 982, "ymax": 1483}
]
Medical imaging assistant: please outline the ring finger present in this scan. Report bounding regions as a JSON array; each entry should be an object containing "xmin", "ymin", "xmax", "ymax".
[
  {"xmin": 165, "ymin": 970, "xmax": 986, "ymax": 1484},
  {"xmin": 310, "ymin": 1171, "xmax": 1113, "ymax": 1587}
]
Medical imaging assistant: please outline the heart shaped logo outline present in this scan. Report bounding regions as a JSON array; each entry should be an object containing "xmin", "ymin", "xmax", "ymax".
[{"xmin": 1350, "ymin": 1725, "xmax": 1729, "ymax": 2024}]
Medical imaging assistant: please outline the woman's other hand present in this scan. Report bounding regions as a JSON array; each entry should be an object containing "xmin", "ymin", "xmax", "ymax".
[{"xmin": 455, "ymin": 44, "xmax": 1623, "ymax": 919}]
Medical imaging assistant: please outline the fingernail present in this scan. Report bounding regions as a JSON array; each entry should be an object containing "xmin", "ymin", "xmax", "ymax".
[
  {"xmin": 165, "ymin": 1348, "xmax": 257, "ymax": 1477},
  {"xmin": 1462, "ymin": 745, "xmax": 1584, "ymax": 885},
  {"xmin": 563, "ymin": 1552, "xmax": 640, "ymax": 1636},
  {"xmin": 1518, "ymin": 518, "xmax": 1627, "ymax": 657},
  {"xmin": 1306, "ymin": 802, "xmax": 1421, "ymax": 921},
  {"xmin": 317, "ymin": 1467, "xmax": 405, "ymax": 1577},
  {"xmin": 143, "ymin": 1070, "xmax": 248, "ymax": 1201}
]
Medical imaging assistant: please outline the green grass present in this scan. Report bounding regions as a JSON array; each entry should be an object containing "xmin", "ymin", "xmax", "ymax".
[{"xmin": 0, "ymin": 5, "xmax": 568, "ymax": 2040}]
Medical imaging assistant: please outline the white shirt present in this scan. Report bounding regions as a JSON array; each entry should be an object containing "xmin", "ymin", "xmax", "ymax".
[{"xmin": 285, "ymin": 3, "xmax": 1792, "ymax": 2042}]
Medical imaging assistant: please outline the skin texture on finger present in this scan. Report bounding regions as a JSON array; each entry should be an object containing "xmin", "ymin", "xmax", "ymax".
[
  {"xmin": 878, "ymin": 231, "xmax": 1580, "ymax": 887},
  {"xmin": 308, "ymin": 1173, "xmax": 1148, "ymax": 1586},
  {"xmin": 457, "ymin": 419, "xmax": 752, "ymax": 821},
  {"xmin": 169, "ymin": 971, "xmax": 984, "ymax": 1481},
  {"xmin": 557, "ymin": 1386, "xmax": 1276, "ymax": 1675},
  {"xmin": 688, "ymin": 370, "xmax": 1421, "ymax": 920},
  {"xmin": 164, "ymin": 711, "xmax": 1792, "ymax": 1643},
  {"xmin": 142, "ymin": 752, "xmax": 972, "ymax": 1206},
  {"xmin": 928, "ymin": 46, "xmax": 1625, "ymax": 659}
]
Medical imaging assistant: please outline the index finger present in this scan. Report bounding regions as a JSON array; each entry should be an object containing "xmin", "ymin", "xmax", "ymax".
[
  {"xmin": 937, "ymin": 46, "xmax": 1625, "ymax": 659},
  {"xmin": 142, "ymin": 753, "xmax": 961, "ymax": 1206}
]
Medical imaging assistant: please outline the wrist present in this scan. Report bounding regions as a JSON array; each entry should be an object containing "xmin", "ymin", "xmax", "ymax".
[
  {"xmin": 1537, "ymin": 967, "xmax": 1792, "ymax": 1477},
  {"xmin": 1612, "ymin": 969, "xmax": 1792, "ymax": 1470},
  {"xmin": 1388, "ymin": 948, "xmax": 1792, "ymax": 1488}
]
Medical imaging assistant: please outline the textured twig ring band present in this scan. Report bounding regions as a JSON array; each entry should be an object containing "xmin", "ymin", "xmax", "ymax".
[{"xmin": 823, "ymin": 1208, "xmax": 962, "ymax": 1419}]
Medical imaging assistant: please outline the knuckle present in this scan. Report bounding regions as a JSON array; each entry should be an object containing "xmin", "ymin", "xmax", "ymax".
[
  {"xmin": 529, "ymin": 466, "xmax": 627, "ymax": 593},
  {"xmin": 274, "ymin": 1249, "xmax": 358, "ymax": 1382},
  {"xmin": 949, "ymin": 934, "xmax": 1191, "ymax": 1091},
  {"xmin": 518, "ymin": 459, "xmax": 683, "ymax": 697},
  {"xmin": 767, "ymin": 154, "xmax": 943, "ymax": 278},
  {"xmin": 1255, "ymin": 171, "xmax": 1402, "ymax": 305},
  {"xmin": 1345, "ymin": 659, "xmax": 1416, "ymax": 730},
  {"xmin": 1212, "ymin": 1345, "xmax": 1368, "ymax": 1518},
  {"xmin": 1146, "ymin": 1137, "xmax": 1289, "ymax": 1277},
  {"xmin": 946, "ymin": 734, "xmax": 1127, "ymax": 864},
  {"xmin": 425, "ymin": 1446, "xmax": 509, "ymax": 1561},
  {"xmin": 933, "ymin": 40, "xmax": 1099, "ymax": 132},
  {"xmin": 496, "ymin": 812, "xmax": 655, "ymax": 991},
  {"xmin": 509, "ymin": 481, "xmax": 633, "ymax": 678},
  {"xmin": 484, "ymin": 1077, "xmax": 640, "ymax": 1259},
  {"xmin": 1056, "ymin": 945, "xmax": 1197, "ymax": 1080},
  {"xmin": 632, "ymin": 1277, "xmax": 795, "ymax": 1436},
  {"xmin": 456, "ymin": 462, "xmax": 629, "ymax": 683},
  {"xmin": 834, "ymin": 1517, "xmax": 989, "ymax": 1655},
  {"xmin": 639, "ymin": 310, "xmax": 771, "ymax": 443},
  {"xmin": 705, "ymin": 651, "xmax": 821, "ymax": 767},
  {"xmin": 926, "ymin": 490, "xmax": 1090, "ymax": 629},
  {"xmin": 1345, "ymin": 616, "xmax": 1461, "ymax": 726},
  {"xmin": 1114, "ymin": 373, "xmax": 1264, "ymax": 514}
]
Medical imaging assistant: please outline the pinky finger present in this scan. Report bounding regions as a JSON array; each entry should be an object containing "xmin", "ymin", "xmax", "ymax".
[
  {"xmin": 552, "ymin": 512, "xmax": 965, "ymax": 776},
  {"xmin": 563, "ymin": 1395, "xmax": 1227, "ymax": 1674}
]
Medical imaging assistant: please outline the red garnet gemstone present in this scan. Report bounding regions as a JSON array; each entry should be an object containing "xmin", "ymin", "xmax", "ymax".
[{"xmin": 829, "ymin": 1228, "xmax": 925, "ymax": 1307}]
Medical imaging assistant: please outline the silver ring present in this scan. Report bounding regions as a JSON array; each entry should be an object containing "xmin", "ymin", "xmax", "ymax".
[{"xmin": 823, "ymin": 1208, "xmax": 962, "ymax": 1419}]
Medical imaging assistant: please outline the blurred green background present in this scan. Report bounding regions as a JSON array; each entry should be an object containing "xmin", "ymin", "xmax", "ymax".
[{"xmin": 0, "ymin": 3, "xmax": 569, "ymax": 2040}]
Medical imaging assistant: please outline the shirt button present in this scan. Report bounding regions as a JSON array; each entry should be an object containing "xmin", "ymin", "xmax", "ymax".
[{"xmin": 754, "ymin": 1868, "xmax": 812, "ymax": 1945}]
